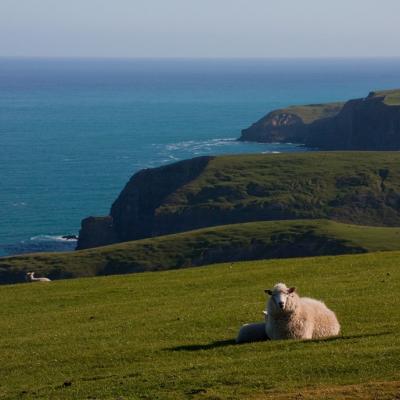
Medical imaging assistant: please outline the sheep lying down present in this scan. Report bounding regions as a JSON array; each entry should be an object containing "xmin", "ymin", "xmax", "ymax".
[{"xmin": 236, "ymin": 283, "xmax": 340, "ymax": 343}]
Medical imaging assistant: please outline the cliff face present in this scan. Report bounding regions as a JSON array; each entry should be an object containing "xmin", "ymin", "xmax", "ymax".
[
  {"xmin": 77, "ymin": 156, "xmax": 212, "ymax": 249},
  {"xmin": 77, "ymin": 152, "xmax": 400, "ymax": 250},
  {"xmin": 306, "ymin": 95, "xmax": 400, "ymax": 150},
  {"xmin": 239, "ymin": 90, "xmax": 400, "ymax": 150},
  {"xmin": 76, "ymin": 216, "xmax": 117, "ymax": 250}
]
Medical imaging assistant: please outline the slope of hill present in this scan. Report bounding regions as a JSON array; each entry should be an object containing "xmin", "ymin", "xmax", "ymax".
[
  {"xmin": 239, "ymin": 89, "xmax": 400, "ymax": 150},
  {"xmin": 0, "ymin": 251, "xmax": 399, "ymax": 399},
  {"xmin": 77, "ymin": 152, "xmax": 400, "ymax": 249},
  {"xmin": 2, "ymin": 219, "xmax": 400, "ymax": 284}
]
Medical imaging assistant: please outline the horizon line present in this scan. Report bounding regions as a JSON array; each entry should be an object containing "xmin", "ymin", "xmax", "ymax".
[{"xmin": 1, "ymin": 55, "xmax": 400, "ymax": 61}]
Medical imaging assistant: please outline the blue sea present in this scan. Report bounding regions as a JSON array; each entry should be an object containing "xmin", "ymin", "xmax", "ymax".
[{"xmin": 1, "ymin": 57, "xmax": 400, "ymax": 256}]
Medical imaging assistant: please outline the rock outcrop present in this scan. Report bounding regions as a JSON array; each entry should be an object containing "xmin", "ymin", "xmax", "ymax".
[{"xmin": 239, "ymin": 89, "xmax": 400, "ymax": 150}]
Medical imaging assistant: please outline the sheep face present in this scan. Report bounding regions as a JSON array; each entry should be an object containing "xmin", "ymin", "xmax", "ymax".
[{"xmin": 265, "ymin": 283, "xmax": 296, "ymax": 315}]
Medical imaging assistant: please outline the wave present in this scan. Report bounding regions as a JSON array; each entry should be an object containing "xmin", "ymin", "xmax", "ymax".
[
  {"xmin": 30, "ymin": 234, "xmax": 77, "ymax": 242},
  {"xmin": 0, "ymin": 234, "xmax": 77, "ymax": 257},
  {"xmin": 163, "ymin": 138, "xmax": 238, "ymax": 152},
  {"xmin": 11, "ymin": 202, "xmax": 27, "ymax": 207},
  {"xmin": 148, "ymin": 138, "xmax": 306, "ymax": 169}
]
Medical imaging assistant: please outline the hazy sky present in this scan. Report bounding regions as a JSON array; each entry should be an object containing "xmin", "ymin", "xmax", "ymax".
[{"xmin": 1, "ymin": 0, "xmax": 400, "ymax": 58}]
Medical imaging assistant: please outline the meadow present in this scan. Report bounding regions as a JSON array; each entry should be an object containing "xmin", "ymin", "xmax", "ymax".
[{"xmin": 0, "ymin": 250, "xmax": 399, "ymax": 399}]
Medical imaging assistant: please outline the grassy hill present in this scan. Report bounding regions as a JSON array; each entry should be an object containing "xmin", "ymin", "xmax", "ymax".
[
  {"xmin": 0, "ymin": 251, "xmax": 399, "ymax": 399},
  {"xmin": 2, "ymin": 219, "xmax": 400, "ymax": 284},
  {"xmin": 79, "ymin": 152, "xmax": 400, "ymax": 249}
]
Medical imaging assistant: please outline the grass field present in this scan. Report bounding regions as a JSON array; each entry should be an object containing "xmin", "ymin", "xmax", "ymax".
[
  {"xmin": 0, "ymin": 251, "xmax": 399, "ymax": 399},
  {"xmin": 2, "ymin": 219, "xmax": 400, "ymax": 284}
]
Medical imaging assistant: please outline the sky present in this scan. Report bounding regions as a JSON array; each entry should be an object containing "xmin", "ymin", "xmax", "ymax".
[{"xmin": 1, "ymin": 0, "xmax": 400, "ymax": 58}]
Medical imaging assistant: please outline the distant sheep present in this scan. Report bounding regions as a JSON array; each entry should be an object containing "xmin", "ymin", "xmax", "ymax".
[
  {"xmin": 26, "ymin": 272, "xmax": 51, "ymax": 282},
  {"xmin": 265, "ymin": 283, "xmax": 340, "ymax": 340}
]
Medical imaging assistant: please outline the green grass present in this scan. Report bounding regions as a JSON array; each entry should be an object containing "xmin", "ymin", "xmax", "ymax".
[
  {"xmin": 158, "ymin": 152, "xmax": 400, "ymax": 224},
  {"xmin": 0, "ymin": 251, "xmax": 399, "ymax": 399},
  {"xmin": 2, "ymin": 219, "xmax": 400, "ymax": 283},
  {"xmin": 370, "ymin": 89, "xmax": 400, "ymax": 106},
  {"xmin": 279, "ymin": 102, "xmax": 344, "ymax": 124}
]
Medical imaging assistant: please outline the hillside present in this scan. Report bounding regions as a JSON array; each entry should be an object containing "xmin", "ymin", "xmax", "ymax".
[
  {"xmin": 2, "ymin": 219, "xmax": 400, "ymax": 284},
  {"xmin": 77, "ymin": 152, "xmax": 400, "ymax": 249},
  {"xmin": 239, "ymin": 89, "xmax": 400, "ymax": 149},
  {"xmin": 0, "ymin": 251, "xmax": 399, "ymax": 399}
]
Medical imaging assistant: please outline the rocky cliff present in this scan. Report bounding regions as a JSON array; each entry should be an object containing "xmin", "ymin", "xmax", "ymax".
[
  {"xmin": 239, "ymin": 89, "xmax": 400, "ymax": 150},
  {"xmin": 77, "ymin": 152, "xmax": 400, "ymax": 250},
  {"xmin": 77, "ymin": 156, "xmax": 212, "ymax": 249}
]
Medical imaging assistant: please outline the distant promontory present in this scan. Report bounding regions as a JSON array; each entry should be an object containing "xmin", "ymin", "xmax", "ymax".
[{"xmin": 239, "ymin": 89, "xmax": 400, "ymax": 150}]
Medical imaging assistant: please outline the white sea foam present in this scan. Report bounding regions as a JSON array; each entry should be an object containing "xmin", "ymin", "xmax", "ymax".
[
  {"xmin": 12, "ymin": 202, "xmax": 27, "ymax": 207},
  {"xmin": 151, "ymin": 138, "xmax": 304, "ymax": 167},
  {"xmin": 163, "ymin": 138, "xmax": 237, "ymax": 152},
  {"xmin": 30, "ymin": 235, "xmax": 77, "ymax": 242}
]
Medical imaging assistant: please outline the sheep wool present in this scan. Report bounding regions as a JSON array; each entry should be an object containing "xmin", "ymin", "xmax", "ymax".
[{"xmin": 265, "ymin": 283, "xmax": 340, "ymax": 340}]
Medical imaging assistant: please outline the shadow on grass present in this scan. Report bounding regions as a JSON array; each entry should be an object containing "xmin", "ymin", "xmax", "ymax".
[
  {"xmin": 292, "ymin": 331, "xmax": 393, "ymax": 346},
  {"xmin": 167, "ymin": 339, "xmax": 236, "ymax": 352},
  {"xmin": 166, "ymin": 331, "xmax": 392, "ymax": 352}
]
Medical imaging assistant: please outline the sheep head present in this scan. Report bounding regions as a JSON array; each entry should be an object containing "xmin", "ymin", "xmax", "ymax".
[{"xmin": 265, "ymin": 283, "xmax": 297, "ymax": 315}]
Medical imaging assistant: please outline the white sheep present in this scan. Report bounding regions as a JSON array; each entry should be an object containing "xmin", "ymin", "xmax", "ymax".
[
  {"xmin": 236, "ymin": 321, "xmax": 268, "ymax": 344},
  {"xmin": 265, "ymin": 283, "xmax": 340, "ymax": 340},
  {"xmin": 26, "ymin": 272, "xmax": 51, "ymax": 282}
]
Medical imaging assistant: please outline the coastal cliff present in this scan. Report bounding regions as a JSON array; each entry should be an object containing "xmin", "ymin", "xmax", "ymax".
[
  {"xmin": 77, "ymin": 152, "xmax": 400, "ymax": 250},
  {"xmin": 240, "ymin": 102, "xmax": 344, "ymax": 143},
  {"xmin": 77, "ymin": 156, "xmax": 212, "ymax": 249},
  {"xmin": 239, "ymin": 89, "xmax": 400, "ymax": 149}
]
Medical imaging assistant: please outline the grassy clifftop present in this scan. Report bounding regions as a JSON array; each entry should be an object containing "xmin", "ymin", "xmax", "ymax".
[
  {"xmin": 239, "ymin": 101, "xmax": 344, "ymax": 142},
  {"xmin": 1, "ymin": 251, "xmax": 399, "ymax": 399},
  {"xmin": 2, "ymin": 219, "xmax": 400, "ymax": 284},
  {"xmin": 78, "ymin": 152, "xmax": 400, "ymax": 250},
  {"xmin": 247, "ymin": 101, "xmax": 344, "ymax": 130},
  {"xmin": 275, "ymin": 102, "xmax": 344, "ymax": 124},
  {"xmin": 370, "ymin": 88, "xmax": 400, "ymax": 105}
]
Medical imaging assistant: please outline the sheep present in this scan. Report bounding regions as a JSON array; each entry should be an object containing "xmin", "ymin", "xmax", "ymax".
[
  {"xmin": 265, "ymin": 282, "xmax": 340, "ymax": 340},
  {"xmin": 236, "ymin": 320, "xmax": 269, "ymax": 344},
  {"xmin": 26, "ymin": 272, "xmax": 51, "ymax": 282}
]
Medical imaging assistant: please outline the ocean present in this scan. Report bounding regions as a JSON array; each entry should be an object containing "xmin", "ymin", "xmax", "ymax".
[{"xmin": 1, "ymin": 57, "xmax": 400, "ymax": 256}]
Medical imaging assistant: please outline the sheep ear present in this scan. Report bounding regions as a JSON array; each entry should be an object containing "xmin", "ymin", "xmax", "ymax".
[
  {"xmin": 288, "ymin": 287, "xmax": 296, "ymax": 293},
  {"xmin": 264, "ymin": 289, "xmax": 272, "ymax": 295}
]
